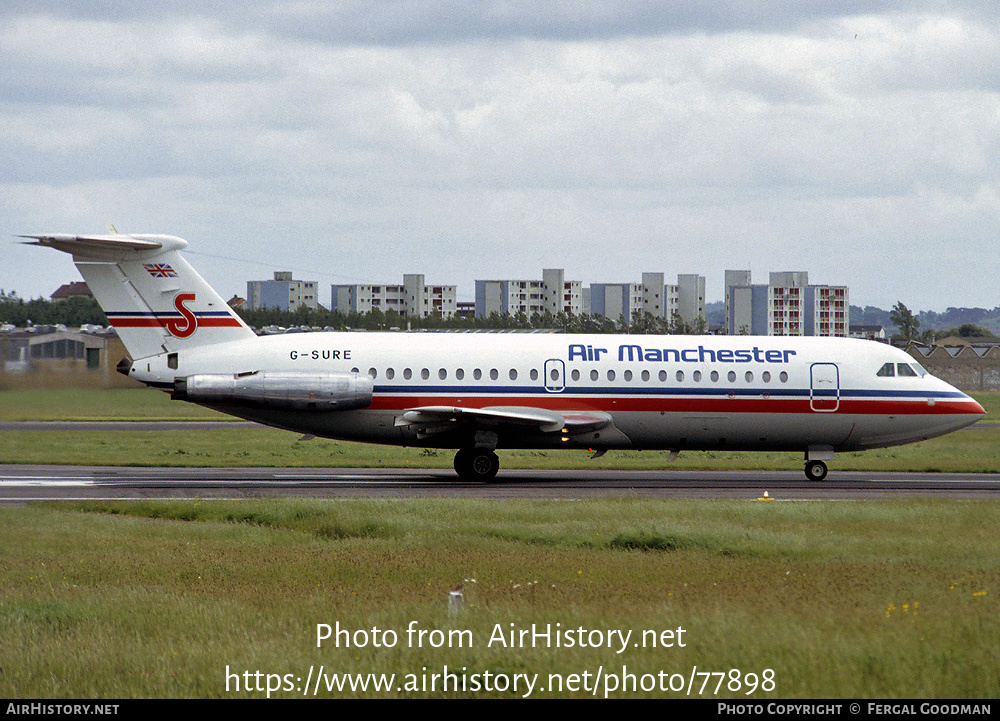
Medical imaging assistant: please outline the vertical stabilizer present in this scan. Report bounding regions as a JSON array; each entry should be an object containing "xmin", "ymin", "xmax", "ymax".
[{"xmin": 24, "ymin": 234, "xmax": 255, "ymax": 359}]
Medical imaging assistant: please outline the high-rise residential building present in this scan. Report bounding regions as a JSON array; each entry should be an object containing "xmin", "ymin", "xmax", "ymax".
[
  {"xmin": 332, "ymin": 275, "xmax": 457, "ymax": 318},
  {"xmin": 725, "ymin": 271, "xmax": 849, "ymax": 336},
  {"xmin": 590, "ymin": 273, "xmax": 706, "ymax": 326},
  {"xmin": 475, "ymin": 269, "xmax": 583, "ymax": 318}
]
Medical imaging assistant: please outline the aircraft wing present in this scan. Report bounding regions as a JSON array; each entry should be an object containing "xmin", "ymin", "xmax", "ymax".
[{"xmin": 394, "ymin": 405, "xmax": 613, "ymax": 438}]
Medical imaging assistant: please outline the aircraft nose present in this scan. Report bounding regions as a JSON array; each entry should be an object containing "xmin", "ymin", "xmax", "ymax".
[{"xmin": 965, "ymin": 395, "xmax": 986, "ymax": 417}]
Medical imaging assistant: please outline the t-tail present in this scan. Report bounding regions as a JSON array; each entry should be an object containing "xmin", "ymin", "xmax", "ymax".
[{"xmin": 21, "ymin": 234, "xmax": 255, "ymax": 360}]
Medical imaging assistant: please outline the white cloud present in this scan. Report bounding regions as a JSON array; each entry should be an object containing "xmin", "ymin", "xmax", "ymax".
[{"xmin": 2, "ymin": 3, "xmax": 999, "ymax": 310}]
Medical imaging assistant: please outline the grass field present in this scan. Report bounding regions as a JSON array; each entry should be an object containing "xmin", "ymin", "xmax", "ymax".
[{"xmin": 1, "ymin": 499, "xmax": 997, "ymax": 698}]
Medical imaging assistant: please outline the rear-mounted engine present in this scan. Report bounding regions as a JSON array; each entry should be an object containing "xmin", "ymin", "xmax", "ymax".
[{"xmin": 172, "ymin": 371, "xmax": 373, "ymax": 411}]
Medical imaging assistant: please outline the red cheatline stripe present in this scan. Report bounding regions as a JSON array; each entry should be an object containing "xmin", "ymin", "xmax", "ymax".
[{"xmin": 197, "ymin": 318, "xmax": 244, "ymax": 327}]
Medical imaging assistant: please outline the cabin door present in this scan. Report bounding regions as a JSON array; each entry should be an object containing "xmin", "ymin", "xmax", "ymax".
[{"xmin": 810, "ymin": 362, "xmax": 840, "ymax": 412}]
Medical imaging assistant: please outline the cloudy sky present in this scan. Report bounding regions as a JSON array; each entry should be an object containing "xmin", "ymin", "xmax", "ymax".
[{"xmin": 3, "ymin": 1, "xmax": 999, "ymax": 311}]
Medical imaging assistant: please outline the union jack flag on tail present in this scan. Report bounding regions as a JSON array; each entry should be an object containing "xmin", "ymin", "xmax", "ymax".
[{"xmin": 144, "ymin": 263, "xmax": 178, "ymax": 278}]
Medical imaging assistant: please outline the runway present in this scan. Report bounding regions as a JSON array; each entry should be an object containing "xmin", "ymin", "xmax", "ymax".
[{"xmin": 2, "ymin": 464, "xmax": 999, "ymax": 503}]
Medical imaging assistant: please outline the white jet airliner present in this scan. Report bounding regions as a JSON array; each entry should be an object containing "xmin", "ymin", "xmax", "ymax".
[{"xmin": 25, "ymin": 233, "xmax": 985, "ymax": 481}]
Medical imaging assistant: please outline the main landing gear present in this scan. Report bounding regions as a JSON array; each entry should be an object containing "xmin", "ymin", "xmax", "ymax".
[
  {"xmin": 804, "ymin": 460, "xmax": 828, "ymax": 481},
  {"xmin": 454, "ymin": 448, "xmax": 500, "ymax": 481}
]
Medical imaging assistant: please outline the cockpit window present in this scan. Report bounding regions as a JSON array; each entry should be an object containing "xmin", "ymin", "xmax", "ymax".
[{"xmin": 877, "ymin": 361, "xmax": 926, "ymax": 378}]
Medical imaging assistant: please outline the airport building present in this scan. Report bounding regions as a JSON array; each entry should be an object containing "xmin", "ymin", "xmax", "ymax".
[
  {"xmin": 247, "ymin": 272, "xmax": 319, "ymax": 312},
  {"xmin": 332, "ymin": 275, "xmax": 458, "ymax": 319},
  {"xmin": 474, "ymin": 269, "xmax": 583, "ymax": 318},
  {"xmin": 725, "ymin": 271, "xmax": 849, "ymax": 336}
]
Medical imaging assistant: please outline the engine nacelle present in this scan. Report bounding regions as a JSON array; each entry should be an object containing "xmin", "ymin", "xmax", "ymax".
[{"xmin": 173, "ymin": 371, "xmax": 373, "ymax": 411}]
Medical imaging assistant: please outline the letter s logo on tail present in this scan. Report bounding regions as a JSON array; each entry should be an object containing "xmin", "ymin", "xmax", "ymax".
[{"xmin": 165, "ymin": 292, "xmax": 198, "ymax": 338}]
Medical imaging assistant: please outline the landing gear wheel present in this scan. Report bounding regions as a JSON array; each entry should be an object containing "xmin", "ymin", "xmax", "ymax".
[
  {"xmin": 454, "ymin": 448, "xmax": 500, "ymax": 481},
  {"xmin": 805, "ymin": 460, "xmax": 828, "ymax": 481}
]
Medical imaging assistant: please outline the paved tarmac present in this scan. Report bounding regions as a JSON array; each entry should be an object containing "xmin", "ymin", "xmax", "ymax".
[{"xmin": 2, "ymin": 464, "xmax": 999, "ymax": 503}]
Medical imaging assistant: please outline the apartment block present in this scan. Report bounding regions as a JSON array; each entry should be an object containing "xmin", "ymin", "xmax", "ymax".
[
  {"xmin": 332, "ymin": 275, "xmax": 457, "ymax": 318},
  {"xmin": 475, "ymin": 269, "xmax": 583, "ymax": 318},
  {"xmin": 725, "ymin": 271, "xmax": 849, "ymax": 336},
  {"xmin": 590, "ymin": 272, "xmax": 705, "ymax": 326},
  {"xmin": 247, "ymin": 272, "xmax": 319, "ymax": 311}
]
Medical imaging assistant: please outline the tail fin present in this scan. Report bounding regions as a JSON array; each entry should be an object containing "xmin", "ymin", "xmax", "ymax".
[{"xmin": 23, "ymin": 234, "xmax": 255, "ymax": 359}]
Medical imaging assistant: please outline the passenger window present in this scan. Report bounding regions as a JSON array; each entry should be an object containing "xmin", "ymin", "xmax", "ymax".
[
  {"xmin": 624, "ymin": 370, "xmax": 633, "ymax": 382},
  {"xmin": 590, "ymin": 369, "xmax": 599, "ymax": 381},
  {"xmin": 762, "ymin": 371, "xmax": 771, "ymax": 383},
  {"xmin": 571, "ymin": 369, "xmax": 580, "ymax": 381},
  {"xmin": 607, "ymin": 370, "xmax": 616, "ymax": 381},
  {"xmin": 897, "ymin": 363, "xmax": 918, "ymax": 377},
  {"xmin": 641, "ymin": 370, "xmax": 650, "ymax": 382},
  {"xmin": 693, "ymin": 370, "xmax": 702, "ymax": 382},
  {"xmin": 877, "ymin": 362, "xmax": 895, "ymax": 377},
  {"xmin": 421, "ymin": 368, "xmax": 430, "ymax": 380},
  {"xmin": 385, "ymin": 368, "xmax": 395, "ymax": 380},
  {"xmin": 779, "ymin": 371, "xmax": 788, "ymax": 383},
  {"xmin": 710, "ymin": 371, "xmax": 719, "ymax": 382},
  {"xmin": 659, "ymin": 370, "xmax": 668, "ymax": 382},
  {"xmin": 728, "ymin": 371, "xmax": 736, "ymax": 382},
  {"xmin": 509, "ymin": 369, "xmax": 518, "ymax": 380},
  {"xmin": 455, "ymin": 368, "xmax": 464, "ymax": 380},
  {"xmin": 438, "ymin": 369, "xmax": 447, "ymax": 380},
  {"xmin": 745, "ymin": 371, "xmax": 753, "ymax": 382},
  {"xmin": 368, "ymin": 367, "xmax": 377, "ymax": 379},
  {"xmin": 675, "ymin": 370, "xmax": 683, "ymax": 382},
  {"xmin": 473, "ymin": 369, "xmax": 482, "ymax": 380},
  {"xmin": 530, "ymin": 369, "xmax": 538, "ymax": 381},
  {"xmin": 490, "ymin": 369, "xmax": 499, "ymax": 380},
  {"xmin": 403, "ymin": 368, "xmax": 412, "ymax": 380}
]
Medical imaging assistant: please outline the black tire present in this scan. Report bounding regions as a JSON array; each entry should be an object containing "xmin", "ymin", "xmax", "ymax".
[
  {"xmin": 805, "ymin": 460, "xmax": 828, "ymax": 481},
  {"xmin": 454, "ymin": 448, "xmax": 500, "ymax": 481}
]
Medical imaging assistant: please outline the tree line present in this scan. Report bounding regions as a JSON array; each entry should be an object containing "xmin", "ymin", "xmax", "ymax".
[
  {"xmin": 0, "ymin": 290, "xmax": 709, "ymax": 335},
  {"xmin": 889, "ymin": 301, "xmax": 998, "ymax": 343},
  {"xmin": 0, "ymin": 291, "xmax": 108, "ymax": 327},
  {"xmin": 238, "ymin": 305, "xmax": 710, "ymax": 335}
]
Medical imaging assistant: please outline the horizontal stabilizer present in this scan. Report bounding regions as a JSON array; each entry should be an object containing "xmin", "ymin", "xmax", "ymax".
[{"xmin": 20, "ymin": 234, "xmax": 183, "ymax": 261}]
